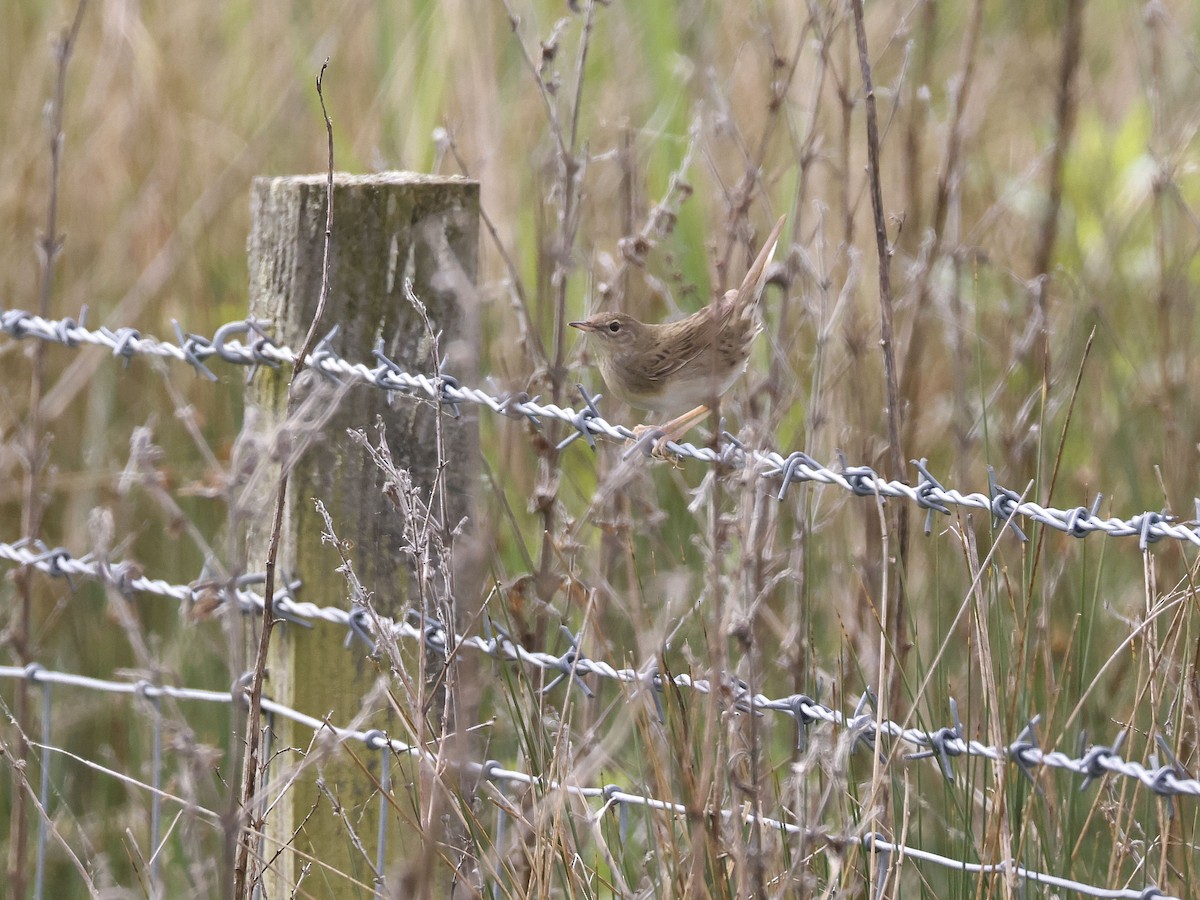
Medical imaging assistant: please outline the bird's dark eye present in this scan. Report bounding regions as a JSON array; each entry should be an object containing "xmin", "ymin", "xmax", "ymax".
[{"xmin": 608, "ymin": 321, "xmax": 621, "ymax": 333}]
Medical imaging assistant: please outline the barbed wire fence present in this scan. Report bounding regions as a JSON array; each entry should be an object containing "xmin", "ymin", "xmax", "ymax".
[
  {"xmin": 0, "ymin": 308, "xmax": 1192, "ymax": 899},
  {"xmin": 0, "ymin": 664, "xmax": 1176, "ymax": 900},
  {"xmin": 1, "ymin": 536, "xmax": 1196, "ymax": 803},
  {"xmin": 3, "ymin": 308, "xmax": 1196, "ymax": 549}
]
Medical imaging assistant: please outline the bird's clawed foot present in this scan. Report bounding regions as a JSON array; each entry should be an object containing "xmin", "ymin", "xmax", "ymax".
[
  {"xmin": 625, "ymin": 405, "xmax": 713, "ymax": 461},
  {"xmin": 627, "ymin": 424, "xmax": 678, "ymax": 461}
]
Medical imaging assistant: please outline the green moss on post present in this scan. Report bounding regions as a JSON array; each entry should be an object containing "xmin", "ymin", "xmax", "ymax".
[{"xmin": 245, "ymin": 173, "xmax": 479, "ymax": 896}]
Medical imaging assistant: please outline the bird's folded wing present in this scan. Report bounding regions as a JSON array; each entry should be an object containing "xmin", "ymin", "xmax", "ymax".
[{"xmin": 642, "ymin": 313, "xmax": 723, "ymax": 384}]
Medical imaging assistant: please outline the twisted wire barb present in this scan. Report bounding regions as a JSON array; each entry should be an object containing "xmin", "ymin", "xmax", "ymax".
[
  {"xmin": 1, "ymin": 309, "xmax": 1197, "ymax": 548},
  {"xmin": 0, "ymin": 663, "xmax": 1175, "ymax": 900},
  {"xmin": 3, "ymin": 535, "xmax": 1197, "ymax": 802},
  {"xmin": 0, "ymin": 538, "xmax": 339, "ymax": 627}
]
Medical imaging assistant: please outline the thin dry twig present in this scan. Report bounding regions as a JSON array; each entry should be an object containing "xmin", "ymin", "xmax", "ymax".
[
  {"xmin": 1028, "ymin": 0, "xmax": 1085, "ymax": 381},
  {"xmin": 7, "ymin": 5, "xmax": 88, "ymax": 896},
  {"xmin": 233, "ymin": 58, "xmax": 336, "ymax": 900},
  {"xmin": 0, "ymin": 727, "xmax": 99, "ymax": 894},
  {"xmin": 849, "ymin": 0, "xmax": 908, "ymax": 681},
  {"xmin": 850, "ymin": 4, "xmax": 907, "ymax": 887}
]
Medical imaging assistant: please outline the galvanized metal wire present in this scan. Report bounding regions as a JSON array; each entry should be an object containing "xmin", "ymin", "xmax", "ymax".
[
  {"xmin": 0, "ymin": 663, "xmax": 1176, "ymax": 900},
  {"xmin": 3, "ymin": 535, "xmax": 1196, "ymax": 803},
  {"xmin": 1, "ymin": 308, "xmax": 1196, "ymax": 549}
]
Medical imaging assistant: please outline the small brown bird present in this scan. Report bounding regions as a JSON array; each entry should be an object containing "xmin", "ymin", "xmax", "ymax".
[{"xmin": 571, "ymin": 215, "xmax": 786, "ymax": 447}]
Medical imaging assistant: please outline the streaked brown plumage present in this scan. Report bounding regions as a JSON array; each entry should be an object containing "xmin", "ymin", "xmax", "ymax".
[{"xmin": 570, "ymin": 216, "xmax": 785, "ymax": 425}]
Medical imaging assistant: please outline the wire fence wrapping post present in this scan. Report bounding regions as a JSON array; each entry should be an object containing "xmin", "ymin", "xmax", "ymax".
[
  {"xmin": 6, "ymin": 538, "xmax": 1200, "ymax": 799},
  {"xmin": 244, "ymin": 173, "xmax": 480, "ymax": 896},
  {"xmin": 0, "ymin": 663, "xmax": 1178, "ymax": 900},
  {"xmin": 5, "ymin": 309, "xmax": 1200, "ymax": 548}
]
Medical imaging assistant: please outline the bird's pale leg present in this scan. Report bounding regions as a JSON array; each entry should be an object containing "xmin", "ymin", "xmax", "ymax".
[{"xmin": 659, "ymin": 404, "xmax": 712, "ymax": 442}]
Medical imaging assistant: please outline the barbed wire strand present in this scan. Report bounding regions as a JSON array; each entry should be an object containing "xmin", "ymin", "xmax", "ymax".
[
  {"xmin": 0, "ymin": 663, "xmax": 1174, "ymax": 900},
  {"xmin": 1, "ymin": 309, "xmax": 1196, "ymax": 549},
  {"xmin": 3, "ymin": 536, "xmax": 1197, "ymax": 804}
]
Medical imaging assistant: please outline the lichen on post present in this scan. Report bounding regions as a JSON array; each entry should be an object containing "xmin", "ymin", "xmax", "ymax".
[{"xmin": 243, "ymin": 172, "xmax": 479, "ymax": 896}]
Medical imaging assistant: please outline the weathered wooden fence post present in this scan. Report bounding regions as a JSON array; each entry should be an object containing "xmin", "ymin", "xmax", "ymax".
[{"xmin": 245, "ymin": 173, "xmax": 479, "ymax": 895}]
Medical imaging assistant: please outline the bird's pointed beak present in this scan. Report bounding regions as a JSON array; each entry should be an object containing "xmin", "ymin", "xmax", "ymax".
[{"xmin": 569, "ymin": 321, "xmax": 593, "ymax": 331}]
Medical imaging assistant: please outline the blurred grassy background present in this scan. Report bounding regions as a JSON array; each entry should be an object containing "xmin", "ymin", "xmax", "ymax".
[{"xmin": 3, "ymin": 0, "xmax": 1200, "ymax": 896}]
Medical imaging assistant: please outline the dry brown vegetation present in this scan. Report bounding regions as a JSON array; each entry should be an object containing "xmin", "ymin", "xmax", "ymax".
[{"xmin": 3, "ymin": 0, "xmax": 1200, "ymax": 897}]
